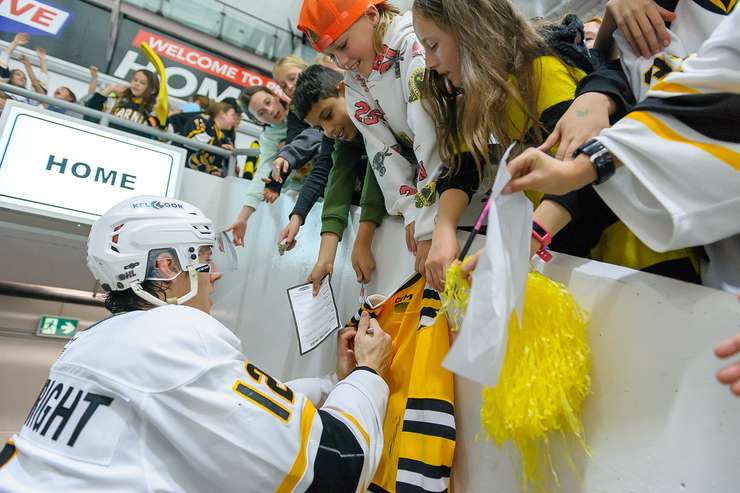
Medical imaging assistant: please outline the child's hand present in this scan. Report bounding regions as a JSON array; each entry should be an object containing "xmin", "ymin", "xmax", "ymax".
[
  {"xmin": 715, "ymin": 331, "xmax": 740, "ymax": 397},
  {"xmin": 351, "ymin": 239, "xmax": 376, "ymax": 283},
  {"xmin": 308, "ymin": 260, "xmax": 333, "ymax": 297},
  {"xmin": 460, "ymin": 249, "xmax": 484, "ymax": 279},
  {"xmin": 89, "ymin": 65, "xmax": 99, "ymax": 77},
  {"xmin": 262, "ymin": 187, "xmax": 279, "ymax": 203},
  {"xmin": 605, "ymin": 0, "xmax": 675, "ymax": 58},
  {"xmin": 221, "ymin": 143, "xmax": 235, "ymax": 151},
  {"xmin": 425, "ymin": 224, "xmax": 460, "ymax": 291},
  {"xmin": 415, "ymin": 239, "xmax": 432, "ymax": 278},
  {"xmin": 539, "ymin": 92, "xmax": 615, "ymax": 161},
  {"xmin": 13, "ymin": 33, "xmax": 30, "ymax": 46},
  {"xmin": 277, "ymin": 215, "xmax": 302, "ymax": 252},
  {"xmin": 36, "ymin": 47, "xmax": 46, "ymax": 58},
  {"xmin": 405, "ymin": 222, "xmax": 417, "ymax": 254},
  {"xmin": 19, "ymin": 54, "xmax": 30, "ymax": 65},
  {"xmin": 227, "ymin": 218, "xmax": 248, "ymax": 247},
  {"xmin": 503, "ymin": 149, "xmax": 597, "ymax": 196},
  {"xmin": 272, "ymin": 157, "xmax": 290, "ymax": 183}
]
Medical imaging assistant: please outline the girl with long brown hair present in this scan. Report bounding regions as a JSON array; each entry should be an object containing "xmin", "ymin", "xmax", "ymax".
[
  {"xmin": 86, "ymin": 69, "xmax": 167, "ymax": 134},
  {"xmin": 413, "ymin": 0, "xmax": 698, "ymax": 284}
]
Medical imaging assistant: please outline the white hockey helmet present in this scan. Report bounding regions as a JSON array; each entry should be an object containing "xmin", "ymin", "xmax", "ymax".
[{"xmin": 87, "ymin": 196, "xmax": 235, "ymax": 307}]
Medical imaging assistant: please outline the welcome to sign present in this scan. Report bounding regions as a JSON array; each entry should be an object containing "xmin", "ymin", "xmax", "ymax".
[{"xmin": 0, "ymin": 0, "xmax": 72, "ymax": 37}]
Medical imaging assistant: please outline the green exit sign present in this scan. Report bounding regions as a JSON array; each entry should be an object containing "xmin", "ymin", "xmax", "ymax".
[{"xmin": 37, "ymin": 316, "xmax": 79, "ymax": 339}]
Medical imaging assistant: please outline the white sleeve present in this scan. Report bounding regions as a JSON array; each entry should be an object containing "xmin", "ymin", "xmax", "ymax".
[
  {"xmin": 402, "ymin": 40, "xmax": 443, "ymax": 241},
  {"xmin": 242, "ymin": 133, "xmax": 274, "ymax": 209},
  {"xmin": 287, "ymin": 372, "xmax": 338, "ymax": 407},
  {"xmin": 596, "ymin": 10, "xmax": 740, "ymax": 251},
  {"xmin": 346, "ymin": 81, "xmax": 417, "ymax": 227},
  {"xmin": 615, "ymin": 30, "xmax": 687, "ymax": 103},
  {"xmin": 145, "ymin": 357, "xmax": 387, "ymax": 493}
]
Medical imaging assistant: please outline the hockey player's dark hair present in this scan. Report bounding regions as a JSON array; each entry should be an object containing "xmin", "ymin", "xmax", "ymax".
[
  {"xmin": 292, "ymin": 65, "xmax": 343, "ymax": 121},
  {"xmin": 104, "ymin": 281, "xmax": 169, "ymax": 314},
  {"xmin": 115, "ymin": 69, "xmax": 159, "ymax": 115}
]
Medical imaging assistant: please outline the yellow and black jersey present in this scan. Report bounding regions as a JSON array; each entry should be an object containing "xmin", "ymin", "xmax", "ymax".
[
  {"xmin": 85, "ymin": 92, "xmax": 167, "ymax": 140},
  {"xmin": 348, "ymin": 274, "xmax": 455, "ymax": 493},
  {"xmin": 182, "ymin": 115, "xmax": 230, "ymax": 177}
]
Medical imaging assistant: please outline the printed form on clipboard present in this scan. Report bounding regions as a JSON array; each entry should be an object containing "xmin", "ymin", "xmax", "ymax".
[{"xmin": 286, "ymin": 275, "xmax": 341, "ymax": 355}]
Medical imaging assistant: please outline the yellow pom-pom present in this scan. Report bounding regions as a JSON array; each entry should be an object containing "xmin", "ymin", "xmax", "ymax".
[
  {"xmin": 481, "ymin": 271, "xmax": 591, "ymax": 491},
  {"xmin": 441, "ymin": 257, "xmax": 474, "ymax": 331}
]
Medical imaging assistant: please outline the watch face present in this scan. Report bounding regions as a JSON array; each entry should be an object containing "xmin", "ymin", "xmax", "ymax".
[{"xmin": 532, "ymin": 222, "xmax": 547, "ymax": 238}]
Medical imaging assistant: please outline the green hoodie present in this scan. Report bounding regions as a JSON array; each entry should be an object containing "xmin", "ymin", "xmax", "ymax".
[{"xmin": 321, "ymin": 134, "xmax": 386, "ymax": 238}]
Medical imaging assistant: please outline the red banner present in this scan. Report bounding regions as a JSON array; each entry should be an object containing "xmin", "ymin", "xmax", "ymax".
[{"xmin": 132, "ymin": 29, "xmax": 277, "ymax": 91}]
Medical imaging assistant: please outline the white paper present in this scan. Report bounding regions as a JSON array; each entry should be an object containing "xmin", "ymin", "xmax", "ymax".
[
  {"xmin": 287, "ymin": 276, "xmax": 341, "ymax": 355},
  {"xmin": 443, "ymin": 144, "xmax": 533, "ymax": 387}
]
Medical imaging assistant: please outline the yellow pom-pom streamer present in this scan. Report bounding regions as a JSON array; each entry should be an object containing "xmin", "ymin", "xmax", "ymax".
[
  {"xmin": 481, "ymin": 271, "xmax": 591, "ymax": 492},
  {"xmin": 441, "ymin": 256, "xmax": 474, "ymax": 331}
]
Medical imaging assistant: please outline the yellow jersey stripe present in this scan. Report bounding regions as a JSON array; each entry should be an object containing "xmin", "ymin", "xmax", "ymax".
[
  {"xmin": 650, "ymin": 81, "xmax": 701, "ymax": 94},
  {"xmin": 338, "ymin": 411, "xmax": 370, "ymax": 448},
  {"xmin": 628, "ymin": 111, "xmax": 740, "ymax": 172},
  {"xmin": 397, "ymin": 434, "xmax": 456, "ymax": 468},
  {"xmin": 275, "ymin": 402, "xmax": 317, "ymax": 493}
]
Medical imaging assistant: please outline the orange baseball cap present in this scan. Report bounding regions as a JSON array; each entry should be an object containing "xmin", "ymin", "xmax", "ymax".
[{"xmin": 298, "ymin": 0, "xmax": 386, "ymax": 51}]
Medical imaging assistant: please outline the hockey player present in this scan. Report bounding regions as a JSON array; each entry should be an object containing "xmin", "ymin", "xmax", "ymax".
[{"xmin": 0, "ymin": 196, "xmax": 392, "ymax": 492}]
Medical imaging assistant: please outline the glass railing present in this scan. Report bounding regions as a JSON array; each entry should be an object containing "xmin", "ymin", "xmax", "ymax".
[{"xmin": 124, "ymin": 0, "xmax": 316, "ymax": 61}]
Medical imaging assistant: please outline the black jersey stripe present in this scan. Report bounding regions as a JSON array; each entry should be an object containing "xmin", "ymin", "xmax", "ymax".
[
  {"xmin": 402, "ymin": 421, "xmax": 456, "ymax": 441},
  {"xmin": 305, "ymin": 410, "xmax": 364, "ymax": 493},
  {"xmin": 398, "ymin": 457, "xmax": 451, "ymax": 479},
  {"xmin": 632, "ymin": 93, "xmax": 740, "ymax": 143},
  {"xmin": 406, "ymin": 398, "xmax": 454, "ymax": 415}
]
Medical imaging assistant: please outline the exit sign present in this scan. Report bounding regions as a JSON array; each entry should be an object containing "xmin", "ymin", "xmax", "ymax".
[{"xmin": 37, "ymin": 316, "xmax": 78, "ymax": 339}]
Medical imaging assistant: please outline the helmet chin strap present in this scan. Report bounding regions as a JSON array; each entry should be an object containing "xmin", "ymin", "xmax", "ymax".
[{"xmin": 131, "ymin": 268, "xmax": 199, "ymax": 307}]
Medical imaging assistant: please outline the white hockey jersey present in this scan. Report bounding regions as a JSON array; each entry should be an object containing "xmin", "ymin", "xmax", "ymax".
[
  {"xmin": 615, "ymin": 0, "xmax": 736, "ymax": 102},
  {"xmin": 0, "ymin": 305, "xmax": 388, "ymax": 492},
  {"xmin": 343, "ymin": 11, "xmax": 481, "ymax": 241},
  {"xmin": 597, "ymin": 6, "xmax": 740, "ymax": 292}
]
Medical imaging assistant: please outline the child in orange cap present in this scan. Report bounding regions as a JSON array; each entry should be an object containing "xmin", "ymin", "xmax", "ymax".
[{"xmin": 298, "ymin": 0, "xmax": 483, "ymax": 288}]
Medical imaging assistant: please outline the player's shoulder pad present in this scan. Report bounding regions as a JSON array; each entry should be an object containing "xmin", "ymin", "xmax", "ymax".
[{"xmin": 56, "ymin": 305, "xmax": 243, "ymax": 393}]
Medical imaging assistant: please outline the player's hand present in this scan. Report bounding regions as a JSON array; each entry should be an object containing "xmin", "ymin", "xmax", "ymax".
[
  {"xmin": 227, "ymin": 218, "xmax": 247, "ymax": 247},
  {"xmin": 354, "ymin": 312, "xmax": 392, "ymax": 378},
  {"xmin": 425, "ymin": 224, "xmax": 459, "ymax": 291},
  {"xmin": 503, "ymin": 149, "xmax": 597, "ymax": 196},
  {"xmin": 278, "ymin": 215, "xmax": 301, "ymax": 252},
  {"xmin": 351, "ymin": 239, "xmax": 376, "ymax": 283},
  {"xmin": 415, "ymin": 239, "xmax": 432, "ymax": 278},
  {"xmin": 272, "ymin": 157, "xmax": 290, "ymax": 183},
  {"xmin": 715, "ymin": 331, "xmax": 740, "ymax": 397},
  {"xmin": 539, "ymin": 92, "xmax": 614, "ymax": 161},
  {"xmin": 405, "ymin": 221, "xmax": 417, "ymax": 254},
  {"xmin": 606, "ymin": 0, "xmax": 676, "ymax": 58},
  {"xmin": 12, "ymin": 33, "xmax": 29, "ymax": 46},
  {"xmin": 308, "ymin": 260, "xmax": 333, "ymax": 297},
  {"xmin": 335, "ymin": 327, "xmax": 358, "ymax": 380}
]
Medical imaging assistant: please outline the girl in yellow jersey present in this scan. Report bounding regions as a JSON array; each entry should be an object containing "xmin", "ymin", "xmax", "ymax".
[{"xmin": 412, "ymin": 0, "xmax": 698, "ymax": 283}]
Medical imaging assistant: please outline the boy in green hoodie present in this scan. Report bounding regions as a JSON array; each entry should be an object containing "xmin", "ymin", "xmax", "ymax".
[{"xmin": 286, "ymin": 64, "xmax": 387, "ymax": 295}]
